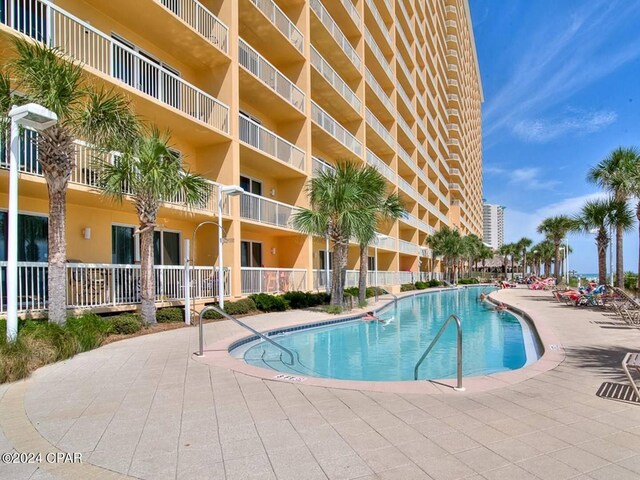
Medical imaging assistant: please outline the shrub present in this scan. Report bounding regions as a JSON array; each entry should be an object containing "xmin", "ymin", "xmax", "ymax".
[
  {"xmin": 428, "ymin": 279, "xmax": 442, "ymax": 288},
  {"xmin": 65, "ymin": 313, "xmax": 112, "ymax": 351},
  {"xmin": 249, "ymin": 293, "xmax": 287, "ymax": 312},
  {"xmin": 624, "ymin": 272, "xmax": 638, "ymax": 292},
  {"xmin": 344, "ymin": 287, "xmax": 358, "ymax": 298},
  {"xmin": 415, "ymin": 281, "xmax": 428, "ymax": 290},
  {"xmin": 458, "ymin": 278, "xmax": 479, "ymax": 285},
  {"xmin": 324, "ymin": 305, "xmax": 343, "ymax": 314},
  {"xmin": 400, "ymin": 283, "xmax": 416, "ymax": 292},
  {"xmin": 309, "ymin": 292, "xmax": 330, "ymax": 306},
  {"xmin": 0, "ymin": 335, "xmax": 57, "ymax": 384},
  {"xmin": 283, "ymin": 291, "xmax": 312, "ymax": 309},
  {"xmin": 108, "ymin": 314, "xmax": 143, "ymax": 335},
  {"xmin": 156, "ymin": 307, "xmax": 184, "ymax": 323},
  {"xmin": 202, "ymin": 307, "xmax": 223, "ymax": 320},
  {"xmin": 21, "ymin": 321, "xmax": 78, "ymax": 360},
  {"xmin": 224, "ymin": 298, "xmax": 256, "ymax": 316}
]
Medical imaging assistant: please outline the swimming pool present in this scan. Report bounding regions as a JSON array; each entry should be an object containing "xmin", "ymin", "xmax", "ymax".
[{"xmin": 233, "ymin": 287, "xmax": 541, "ymax": 382}]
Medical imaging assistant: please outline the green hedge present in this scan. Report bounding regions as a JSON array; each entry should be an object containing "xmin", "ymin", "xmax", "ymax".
[
  {"xmin": 156, "ymin": 307, "xmax": 185, "ymax": 323},
  {"xmin": 343, "ymin": 287, "xmax": 383, "ymax": 299},
  {"xmin": 400, "ymin": 283, "xmax": 416, "ymax": 292},
  {"xmin": 250, "ymin": 293, "xmax": 287, "ymax": 312},
  {"xmin": 282, "ymin": 291, "xmax": 330, "ymax": 309},
  {"xmin": 458, "ymin": 278, "xmax": 480, "ymax": 285},
  {"xmin": 107, "ymin": 314, "xmax": 144, "ymax": 335}
]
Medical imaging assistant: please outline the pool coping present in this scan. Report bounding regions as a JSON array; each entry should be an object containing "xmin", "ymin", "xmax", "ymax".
[{"xmin": 192, "ymin": 286, "xmax": 566, "ymax": 394}]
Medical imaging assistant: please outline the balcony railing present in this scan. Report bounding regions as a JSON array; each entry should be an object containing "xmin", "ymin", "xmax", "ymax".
[
  {"xmin": 0, "ymin": 0, "xmax": 230, "ymax": 133},
  {"xmin": 239, "ymin": 39, "xmax": 305, "ymax": 112},
  {"xmin": 310, "ymin": 46, "xmax": 361, "ymax": 113},
  {"xmin": 340, "ymin": 0, "xmax": 361, "ymax": 29},
  {"xmin": 240, "ymin": 192, "xmax": 300, "ymax": 229},
  {"xmin": 311, "ymin": 101, "xmax": 362, "ymax": 156},
  {"xmin": 239, "ymin": 115, "xmax": 306, "ymax": 171},
  {"xmin": 365, "ymin": 149, "xmax": 395, "ymax": 183},
  {"xmin": 365, "ymin": 28, "xmax": 392, "ymax": 80},
  {"xmin": 376, "ymin": 235, "xmax": 397, "ymax": 250},
  {"xmin": 0, "ymin": 131, "xmax": 228, "ymax": 214},
  {"xmin": 365, "ymin": 69, "xmax": 395, "ymax": 115},
  {"xmin": 310, "ymin": 0, "xmax": 361, "ymax": 71},
  {"xmin": 400, "ymin": 211, "xmax": 418, "ymax": 228},
  {"xmin": 313, "ymin": 270, "xmax": 414, "ymax": 289},
  {"xmin": 157, "ymin": 0, "xmax": 228, "ymax": 53},
  {"xmin": 365, "ymin": 108, "xmax": 395, "ymax": 148},
  {"xmin": 248, "ymin": 0, "xmax": 304, "ymax": 52},
  {"xmin": 398, "ymin": 240, "xmax": 420, "ymax": 255},
  {"xmin": 365, "ymin": 0, "xmax": 393, "ymax": 49},
  {"xmin": 0, "ymin": 262, "xmax": 230, "ymax": 312},
  {"xmin": 312, "ymin": 156, "xmax": 336, "ymax": 177},
  {"xmin": 449, "ymin": 183, "xmax": 462, "ymax": 190},
  {"xmin": 241, "ymin": 268, "xmax": 306, "ymax": 294}
]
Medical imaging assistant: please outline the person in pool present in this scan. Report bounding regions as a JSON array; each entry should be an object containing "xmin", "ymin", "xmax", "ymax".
[
  {"xmin": 495, "ymin": 303, "xmax": 507, "ymax": 311},
  {"xmin": 363, "ymin": 311, "xmax": 379, "ymax": 321}
]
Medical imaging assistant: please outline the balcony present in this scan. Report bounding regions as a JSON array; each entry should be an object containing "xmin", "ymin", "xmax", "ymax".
[
  {"xmin": 365, "ymin": 68, "xmax": 395, "ymax": 117},
  {"xmin": 245, "ymin": 0, "xmax": 304, "ymax": 56},
  {"xmin": 446, "ymin": 35, "xmax": 458, "ymax": 45},
  {"xmin": 239, "ymin": 115, "xmax": 306, "ymax": 172},
  {"xmin": 399, "ymin": 240, "xmax": 420, "ymax": 256},
  {"xmin": 0, "ymin": 262, "xmax": 230, "ymax": 313},
  {"xmin": 310, "ymin": 0, "xmax": 361, "ymax": 73},
  {"xmin": 241, "ymin": 268, "xmax": 307, "ymax": 294},
  {"xmin": 310, "ymin": 45, "xmax": 362, "ymax": 116},
  {"xmin": 239, "ymin": 39, "xmax": 305, "ymax": 115},
  {"xmin": 400, "ymin": 211, "xmax": 418, "ymax": 228},
  {"xmin": 365, "ymin": 28, "xmax": 393, "ymax": 83},
  {"xmin": 445, "ymin": 20, "xmax": 458, "ymax": 30},
  {"xmin": 311, "ymin": 101, "xmax": 363, "ymax": 158},
  {"xmin": 365, "ymin": 0, "xmax": 393, "ymax": 50},
  {"xmin": 0, "ymin": 0, "xmax": 230, "ymax": 142},
  {"xmin": 0, "ymin": 132, "xmax": 228, "ymax": 216},
  {"xmin": 375, "ymin": 235, "xmax": 397, "ymax": 251},
  {"xmin": 313, "ymin": 270, "xmax": 405, "ymax": 289},
  {"xmin": 365, "ymin": 108, "xmax": 395, "ymax": 150},
  {"xmin": 311, "ymin": 156, "xmax": 336, "ymax": 177},
  {"xmin": 449, "ymin": 153, "xmax": 462, "ymax": 167},
  {"xmin": 240, "ymin": 192, "xmax": 301, "ymax": 230},
  {"xmin": 366, "ymin": 149, "xmax": 396, "ymax": 183}
]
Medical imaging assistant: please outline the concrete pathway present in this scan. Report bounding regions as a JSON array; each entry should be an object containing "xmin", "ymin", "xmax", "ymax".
[{"xmin": 1, "ymin": 289, "xmax": 640, "ymax": 480}]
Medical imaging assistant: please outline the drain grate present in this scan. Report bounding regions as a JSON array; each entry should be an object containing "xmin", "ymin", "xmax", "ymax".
[{"xmin": 273, "ymin": 374, "xmax": 307, "ymax": 383}]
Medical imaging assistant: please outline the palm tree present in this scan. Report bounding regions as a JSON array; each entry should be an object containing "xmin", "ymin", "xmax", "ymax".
[
  {"xmin": 440, "ymin": 227, "xmax": 463, "ymax": 283},
  {"xmin": 461, "ymin": 234, "xmax": 482, "ymax": 278},
  {"xmin": 516, "ymin": 237, "xmax": 533, "ymax": 276},
  {"xmin": 292, "ymin": 162, "xmax": 376, "ymax": 308},
  {"xmin": 95, "ymin": 129, "xmax": 208, "ymax": 323},
  {"xmin": 539, "ymin": 240, "xmax": 555, "ymax": 277},
  {"xmin": 426, "ymin": 229, "xmax": 449, "ymax": 280},
  {"xmin": 0, "ymin": 39, "xmax": 139, "ymax": 324},
  {"xmin": 477, "ymin": 244, "xmax": 493, "ymax": 272},
  {"xmin": 572, "ymin": 198, "xmax": 633, "ymax": 286},
  {"xmin": 587, "ymin": 147, "xmax": 639, "ymax": 287},
  {"xmin": 498, "ymin": 243, "xmax": 512, "ymax": 277},
  {"xmin": 353, "ymin": 167, "xmax": 403, "ymax": 305},
  {"xmin": 537, "ymin": 216, "xmax": 574, "ymax": 282}
]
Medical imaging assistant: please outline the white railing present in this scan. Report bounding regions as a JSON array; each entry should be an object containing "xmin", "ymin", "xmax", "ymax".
[
  {"xmin": 397, "ymin": 115, "xmax": 417, "ymax": 146},
  {"xmin": 0, "ymin": 262, "xmax": 229, "ymax": 312},
  {"xmin": 400, "ymin": 211, "xmax": 418, "ymax": 227},
  {"xmin": 450, "ymin": 168, "xmax": 462, "ymax": 176},
  {"xmin": 420, "ymin": 246, "xmax": 432, "ymax": 257},
  {"xmin": 376, "ymin": 235, "xmax": 397, "ymax": 250},
  {"xmin": 449, "ymin": 153, "xmax": 461, "ymax": 163},
  {"xmin": 364, "ymin": 28, "xmax": 392, "ymax": 80},
  {"xmin": 396, "ymin": 50, "xmax": 413, "ymax": 82},
  {"xmin": 239, "ymin": 39, "xmax": 304, "ymax": 112},
  {"xmin": 397, "ymin": 83, "xmax": 412, "ymax": 111},
  {"xmin": 446, "ymin": 35, "xmax": 458, "ymax": 44},
  {"xmin": 449, "ymin": 183, "xmax": 462, "ymax": 190},
  {"xmin": 397, "ymin": 0, "xmax": 415, "ymax": 37},
  {"xmin": 240, "ymin": 192, "xmax": 300, "ymax": 229},
  {"xmin": 447, "ymin": 49, "xmax": 458, "ymax": 58},
  {"xmin": 0, "ymin": 132, "xmax": 228, "ymax": 215},
  {"xmin": 365, "ymin": 0, "xmax": 392, "ymax": 49},
  {"xmin": 428, "ymin": 178, "xmax": 449, "ymax": 206},
  {"xmin": 447, "ymin": 94, "xmax": 459, "ymax": 102},
  {"xmin": 238, "ymin": 115, "xmax": 306, "ymax": 171},
  {"xmin": 447, "ymin": 79, "xmax": 459, "ymax": 88},
  {"xmin": 365, "ymin": 108, "xmax": 395, "ymax": 148},
  {"xmin": 248, "ymin": 0, "xmax": 303, "ymax": 52},
  {"xmin": 310, "ymin": 46, "xmax": 361, "ymax": 113},
  {"xmin": 310, "ymin": 0, "xmax": 361, "ymax": 70},
  {"xmin": 312, "ymin": 156, "xmax": 336, "ymax": 177},
  {"xmin": 312, "ymin": 270, "xmax": 410, "ymax": 289},
  {"xmin": 448, "ymin": 138, "xmax": 461, "ymax": 146},
  {"xmin": 398, "ymin": 271, "xmax": 415, "ymax": 284},
  {"xmin": 365, "ymin": 149, "xmax": 395, "ymax": 183},
  {"xmin": 340, "ymin": 0, "xmax": 361, "ymax": 28},
  {"xmin": 241, "ymin": 268, "xmax": 306, "ymax": 294},
  {"xmin": 311, "ymin": 101, "xmax": 362, "ymax": 156},
  {"xmin": 157, "ymin": 0, "xmax": 228, "ymax": 53},
  {"xmin": 418, "ymin": 219, "xmax": 435, "ymax": 235},
  {"xmin": 0, "ymin": 0, "xmax": 229, "ymax": 133},
  {"xmin": 445, "ymin": 20, "xmax": 457, "ymax": 29},
  {"xmin": 396, "ymin": 21, "xmax": 413, "ymax": 58},
  {"xmin": 365, "ymin": 68, "xmax": 395, "ymax": 115},
  {"xmin": 447, "ymin": 109, "xmax": 460, "ymax": 117},
  {"xmin": 447, "ymin": 123, "xmax": 460, "ymax": 131},
  {"xmin": 445, "ymin": 5, "xmax": 457, "ymax": 14}
]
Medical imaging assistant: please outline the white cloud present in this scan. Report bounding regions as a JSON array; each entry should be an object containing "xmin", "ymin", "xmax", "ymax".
[
  {"xmin": 512, "ymin": 110, "xmax": 618, "ymax": 143},
  {"xmin": 484, "ymin": 166, "xmax": 559, "ymax": 190}
]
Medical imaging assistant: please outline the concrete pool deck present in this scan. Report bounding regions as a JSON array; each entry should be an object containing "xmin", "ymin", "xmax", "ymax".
[{"xmin": 2, "ymin": 287, "xmax": 640, "ymax": 479}]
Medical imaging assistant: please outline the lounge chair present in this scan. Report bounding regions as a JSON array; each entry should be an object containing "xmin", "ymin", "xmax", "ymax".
[{"xmin": 622, "ymin": 353, "xmax": 640, "ymax": 401}]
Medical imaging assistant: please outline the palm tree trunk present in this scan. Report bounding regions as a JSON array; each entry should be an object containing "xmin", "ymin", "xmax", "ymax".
[
  {"xmin": 637, "ymin": 202, "xmax": 640, "ymax": 290},
  {"xmin": 47, "ymin": 183, "xmax": 68, "ymax": 324},
  {"xmin": 431, "ymin": 253, "xmax": 436, "ymax": 281},
  {"xmin": 140, "ymin": 227, "xmax": 156, "ymax": 324},
  {"xmin": 598, "ymin": 239, "xmax": 607, "ymax": 287},
  {"xmin": 554, "ymin": 241, "xmax": 561, "ymax": 282},
  {"xmin": 330, "ymin": 242, "xmax": 343, "ymax": 307},
  {"xmin": 616, "ymin": 224, "xmax": 624, "ymax": 287},
  {"xmin": 358, "ymin": 244, "xmax": 367, "ymax": 305}
]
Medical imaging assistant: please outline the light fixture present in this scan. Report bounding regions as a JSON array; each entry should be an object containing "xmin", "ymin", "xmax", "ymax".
[
  {"xmin": 271, "ymin": 247, "xmax": 276, "ymax": 255},
  {"xmin": 82, "ymin": 227, "xmax": 91, "ymax": 240},
  {"xmin": 220, "ymin": 185, "xmax": 244, "ymax": 196},
  {"xmin": 9, "ymin": 103, "xmax": 58, "ymax": 131},
  {"xmin": 270, "ymin": 188, "xmax": 276, "ymax": 197}
]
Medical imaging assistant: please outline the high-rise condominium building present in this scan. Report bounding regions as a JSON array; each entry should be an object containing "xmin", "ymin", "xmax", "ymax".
[
  {"xmin": 0, "ymin": 0, "xmax": 482, "ymax": 315},
  {"xmin": 483, "ymin": 204, "xmax": 505, "ymax": 251}
]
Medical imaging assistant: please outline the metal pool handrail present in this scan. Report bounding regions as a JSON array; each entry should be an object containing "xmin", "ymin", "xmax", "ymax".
[
  {"xmin": 414, "ymin": 314, "xmax": 465, "ymax": 391},
  {"xmin": 375, "ymin": 287, "xmax": 398, "ymax": 304},
  {"xmin": 196, "ymin": 306, "xmax": 295, "ymax": 365}
]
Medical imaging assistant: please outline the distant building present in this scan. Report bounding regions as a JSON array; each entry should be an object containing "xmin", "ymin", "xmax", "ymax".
[{"xmin": 483, "ymin": 204, "xmax": 505, "ymax": 250}]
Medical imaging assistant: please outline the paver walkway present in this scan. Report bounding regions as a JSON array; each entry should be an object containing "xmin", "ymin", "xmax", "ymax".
[{"xmin": 1, "ymin": 288, "xmax": 640, "ymax": 480}]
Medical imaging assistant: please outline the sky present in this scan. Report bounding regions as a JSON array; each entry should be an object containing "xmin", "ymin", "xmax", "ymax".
[{"xmin": 469, "ymin": 0, "xmax": 640, "ymax": 273}]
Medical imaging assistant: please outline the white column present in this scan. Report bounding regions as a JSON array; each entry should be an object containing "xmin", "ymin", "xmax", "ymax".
[
  {"xmin": 6, "ymin": 120, "xmax": 19, "ymax": 341},
  {"xmin": 184, "ymin": 239, "xmax": 191, "ymax": 325},
  {"xmin": 218, "ymin": 189, "xmax": 225, "ymax": 309}
]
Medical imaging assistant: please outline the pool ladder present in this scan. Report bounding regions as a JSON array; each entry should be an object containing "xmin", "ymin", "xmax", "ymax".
[
  {"xmin": 414, "ymin": 314, "xmax": 465, "ymax": 391},
  {"xmin": 196, "ymin": 306, "xmax": 296, "ymax": 365}
]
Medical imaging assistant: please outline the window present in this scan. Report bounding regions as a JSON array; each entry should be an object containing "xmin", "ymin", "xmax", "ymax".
[
  {"xmin": 0, "ymin": 212, "xmax": 48, "ymax": 261},
  {"xmin": 241, "ymin": 241, "xmax": 262, "ymax": 267},
  {"xmin": 368, "ymin": 256, "xmax": 376, "ymax": 271},
  {"xmin": 10, "ymin": 0, "xmax": 48, "ymax": 42},
  {"xmin": 319, "ymin": 250, "xmax": 333, "ymax": 270},
  {"xmin": 240, "ymin": 176, "xmax": 263, "ymax": 196},
  {"xmin": 239, "ymin": 111, "xmax": 261, "ymax": 147},
  {"xmin": 112, "ymin": 225, "xmax": 135, "ymax": 264},
  {"xmin": 154, "ymin": 231, "xmax": 180, "ymax": 265}
]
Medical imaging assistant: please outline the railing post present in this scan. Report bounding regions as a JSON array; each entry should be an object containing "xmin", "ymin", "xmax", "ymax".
[{"xmin": 111, "ymin": 265, "xmax": 117, "ymax": 306}]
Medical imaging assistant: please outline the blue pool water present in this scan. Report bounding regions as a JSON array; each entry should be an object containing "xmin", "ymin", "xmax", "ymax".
[{"xmin": 236, "ymin": 287, "xmax": 541, "ymax": 382}]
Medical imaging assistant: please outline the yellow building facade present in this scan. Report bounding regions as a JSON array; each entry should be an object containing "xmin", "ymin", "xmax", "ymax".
[{"xmin": 0, "ymin": 0, "xmax": 482, "ymax": 314}]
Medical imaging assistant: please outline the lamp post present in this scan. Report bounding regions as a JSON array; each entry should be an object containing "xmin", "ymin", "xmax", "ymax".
[
  {"xmin": 217, "ymin": 185, "xmax": 244, "ymax": 309},
  {"xmin": 565, "ymin": 238, "xmax": 570, "ymax": 285},
  {"xmin": 6, "ymin": 104, "xmax": 57, "ymax": 342},
  {"xmin": 373, "ymin": 234, "xmax": 388, "ymax": 299}
]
